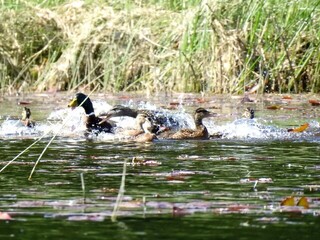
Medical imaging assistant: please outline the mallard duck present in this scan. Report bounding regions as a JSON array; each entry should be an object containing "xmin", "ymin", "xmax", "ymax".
[
  {"xmin": 21, "ymin": 107, "xmax": 35, "ymax": 128},
  {"xmin": 242, "ymin": 107, "xmax": 255, "ymax": 119},
  {"xmin": 132, "ymin": 114, "xmax": 157, "ymax": 142},
  {"xmin": 121, "ymin": 113, "xmax": 151, "ymax": 137},
  {"xmin": 168, "ymin": 108, "xmax": 216, "ymax": 140},
  {"xmin": 68, "ymin": 93, "xmax": 113, "ymax": 133},
  {"xmin": 118, "ymin": 113, "xmax": 157, "ymax": 142}
]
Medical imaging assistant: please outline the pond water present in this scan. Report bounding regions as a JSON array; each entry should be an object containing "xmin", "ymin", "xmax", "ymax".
[{"xmin": 0, "ymin": 92, "xmax": 320, "ymax": 239}]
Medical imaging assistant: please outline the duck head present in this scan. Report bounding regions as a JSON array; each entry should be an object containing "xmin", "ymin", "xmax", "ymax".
[
  {"xmin": 194, "ymin": 108, "xmax": 217, "ymax": 127},
  {"xmin": 21, "ymin": 107, "xmax": 31, "ymax": 120},
  {"xmin": 68, "ymin": 93, "xmax": 95, "ymax": 115},
  {"xmin": 243, "ymin": 107, "xmax": 255, "ymax": 119}
]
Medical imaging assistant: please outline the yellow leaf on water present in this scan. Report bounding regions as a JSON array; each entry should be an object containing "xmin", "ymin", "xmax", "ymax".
[
  {"xmin": 280, "ymin": 196, "xmax": 295, "ymax": 206},
  {"xmin": 288, "ymin": 123, "xmax": 309, "ymax": 133},
  {"xmin": 297, "ymin": 197, "xmax": 309, "ymax": 209}
]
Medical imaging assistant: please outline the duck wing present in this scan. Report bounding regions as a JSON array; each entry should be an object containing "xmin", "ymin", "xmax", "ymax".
[{"xmin": 169, "ymin": 128, "xmax": 207, "ymax": 140}]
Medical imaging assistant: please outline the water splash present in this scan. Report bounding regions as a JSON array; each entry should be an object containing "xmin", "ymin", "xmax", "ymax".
[{"xmin": 1, "ymin": 100, "xmax": 319, "ymax": 142}]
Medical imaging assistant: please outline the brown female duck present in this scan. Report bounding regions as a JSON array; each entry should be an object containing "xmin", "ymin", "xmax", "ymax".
[
  {"xmin": 68, "ymin": 93, "xmax": 113, "ymax": 134},
  {"xmin": 102, "ymin": 105, "xmax": 180, "ymax": 134},
  {"xmin": 132, "ymin": 113, "xmax": 157, "ymax": 142},
  {"xmin": 118, "ymin": 113, "xmax": 157, "ymax": 142},
  {"xmin": 168, "ymin": 108, "xmax": 216, "ymax": 140}
]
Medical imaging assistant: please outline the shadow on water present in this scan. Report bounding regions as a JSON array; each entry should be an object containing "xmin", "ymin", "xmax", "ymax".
[{"xmin": 0, "ymin": 93, "xmax": 320, "ymax": 239}]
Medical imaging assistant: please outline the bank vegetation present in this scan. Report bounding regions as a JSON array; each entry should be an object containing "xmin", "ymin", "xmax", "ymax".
[{"xmin": 0, "ymin": 0, "xmax": 320, "ymax": 94}]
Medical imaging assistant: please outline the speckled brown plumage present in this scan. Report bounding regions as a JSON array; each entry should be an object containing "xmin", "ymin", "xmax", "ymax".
[{"xmin": 168, "ymin": 108, "xmax": 216, "ymax": 140}]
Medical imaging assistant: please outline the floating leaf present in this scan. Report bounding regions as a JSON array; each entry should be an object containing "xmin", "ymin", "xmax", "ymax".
[
  {"xmin": 281, "ymin": 196, "xmax": 295, "ymax": 206},
  {"xmin": 281, "ymin": 196, "xmax": 309, "ymax": 209},
  {"xmin": 225, "ymin": 157, "xmax": 238, "ymax": 161},
  {"xmin": 282, "ymin": 95, "xmax": 292, "ymax": 100},
  {"xmin": 166, "ymin": 175, "xmax": 185, "ymax": 181},
  {"xmin": 169, "ymin": 102, "xmax": 180, "ymax": 106},
  {"xmin": 309, "ymin": 99, "xmax": 320, "ymax": 106},
  {"xmin": 297, "ymin": 196, "xmax": 309, "ymax": 209},
  {"xmin": 267, "ymin": 105, "xmax": 281, "ymax": 110},
  {"xmin": 287, "ymin": 123, "xmax": 309, "ymax": 133},
  {"xmin": 18, "ymin": 101, "xmax": 31, "ymax": 105}
]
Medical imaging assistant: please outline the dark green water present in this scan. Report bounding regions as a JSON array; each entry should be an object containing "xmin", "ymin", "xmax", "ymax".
[{"xmin": 0, "ymin": 93, "xmax": 320, "ymax": 239}]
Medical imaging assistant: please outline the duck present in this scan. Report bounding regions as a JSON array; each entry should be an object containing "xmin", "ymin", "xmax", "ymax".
[
  {"xmin": 68, "ymin": 93, "xmax": 113, "ymax": 134},
  {"xmin": 102, "ymin": 105, "xmax": 179, "ymax": 134},
  {"xmin": 132, "ymin": 114, "xmax": 157, "ymax": 143},
  {"xmin": 168, "ymin": 108, "xmax": 216, "ymax": 140},
  {"xmin": 21, "ymin": 107, "xmax": 35, "ymax": 128},
  {"xmin": 117, "ymin": 113, "xmax": 157, "ymax": 142},
  {"xmin": 242, "ymin": 107, "xmax": 255, "ymax": 119}
]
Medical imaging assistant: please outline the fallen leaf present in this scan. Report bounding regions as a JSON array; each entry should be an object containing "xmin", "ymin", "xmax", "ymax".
[
  {"xmin": 267, "ymin": 105, "xmax": 281, "ymax": 110},
  {"xmin": 309, "ymin": 99, "xmax": 320, "ymax": 106},
  {"xmin": 281, "ymin": 196, "xmax": 295, "ymax": 207},
  {"xmin": 226, "ymin": 157, "xmax": 238, "ymax": 161},
  {"xmin": 18, "ymin": 101, "xmax": 31, "ymax": 105},
  {"xmin": 287, "ymin": 123, "xmax": 309, "ymax": 133},
  {"xmin": 166, "ymin": 175, "xmax": 185, "ymax": 181},
  {"xmin": 281, "ymin": 196, "xmax": 309, "ymax": 209},
  {"xmin": 282, "ymin": 95, "xmax": 292, "ymax": 100},
  {"xmin": 297, "ymin": 196, "xmax": 309, "ymax": 209}
]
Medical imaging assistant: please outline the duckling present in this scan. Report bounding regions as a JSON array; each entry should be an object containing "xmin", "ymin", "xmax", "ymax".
[
  {"xmin": 133, "ymin": 114, "xmax": 157, "ymax": 143},
  {"xmin": 21, "ymin": 107, "xmax": 35, "ymax": 128},
  {"xmin": 242, "ymin": 107, "xmax": 255, "ymax": 119},
  {"xmin": 168, "ymin": 108, "xmax": 216, "ymax": 140},
  {"xmin": 68, "ymin": 93, "xmax": 113, "ymax": 134},
  {"xmin": 121, "ymin": 113, "xmax": 150, "ymax": 137},
  {"xmin": 118, "ymin": 113, "xmax": 157, "ymax": 142}
]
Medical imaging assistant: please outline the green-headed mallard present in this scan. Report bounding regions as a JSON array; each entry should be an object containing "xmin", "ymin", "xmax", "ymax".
[
  {"xmin": 68, "ymin": 93, "xmax": 113, "ymax": 133},
  {"xmin": 168, "ymin": 108, "xmax": 216, "ymax": 140}
]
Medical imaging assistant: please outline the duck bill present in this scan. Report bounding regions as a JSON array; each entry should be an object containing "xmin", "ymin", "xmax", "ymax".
[
  {"xmin": 68, "ymin": 98, "xmax": 78, "ymax": 109},
  {"xmin": 208, "ymin": 112, "xmax": 218, "ymax": 118}
]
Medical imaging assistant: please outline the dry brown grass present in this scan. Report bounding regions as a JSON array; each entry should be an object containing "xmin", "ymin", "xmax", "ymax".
[{"xmin": 0, "ymin": 0, "xmax": 319, "ymax": 94}]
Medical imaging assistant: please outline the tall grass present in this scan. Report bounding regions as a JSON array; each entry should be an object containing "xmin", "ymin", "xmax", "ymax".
[{"xmin": 0, "ymin": 0, "xmax": 320, "ymax": 94}]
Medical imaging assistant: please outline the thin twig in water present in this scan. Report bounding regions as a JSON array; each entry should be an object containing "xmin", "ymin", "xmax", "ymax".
[
  {"xmin": 111, "ymin": 159, "xmax": 127, "ymax": 222},
  {"xmin": 80, "ymin": 172, "xmax": 86, "ymax": 203},
  {"xmin": 28, "ymin": 132, "xmax": 56, "ymax": 180},
  {"xmin": 0, "ymin": 136, "xmax": 45, "ymax": 173}
]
